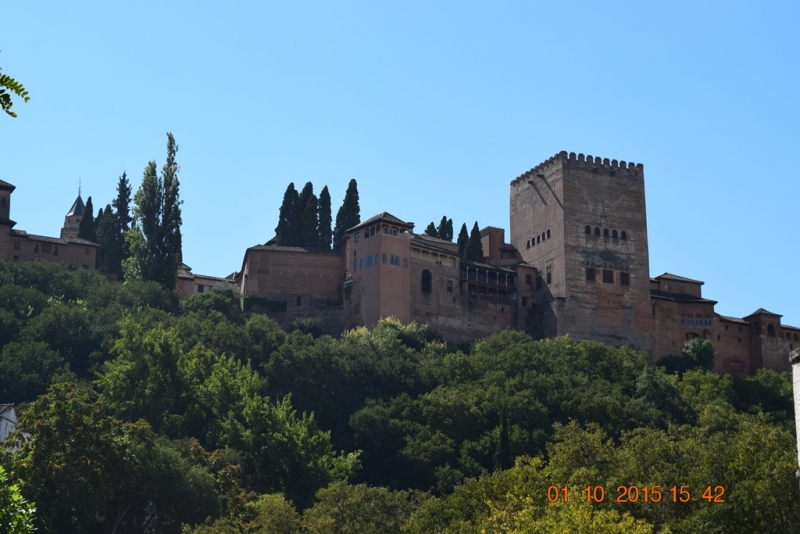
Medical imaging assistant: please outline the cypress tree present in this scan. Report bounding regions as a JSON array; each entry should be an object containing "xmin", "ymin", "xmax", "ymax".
[
  {"xmin": 77, "ymin": 196, "xmax": 97, "ymax": 242},
  {"xmin": 463, "ymin": 222, "xmax": 484, "ymax": 262},
  {"xmin": 437, "ymin": 216, "xmax": 453, "ymax": 241},
  {"xmin": 457, "ymin": 223, "xmax": 469, "ymax": 256},
  {"xmin": 111, "ymin": 172, "xmax": 132, "ymax": 277},
  {"xmin": 424, "ymin": 222, "xmax": 439, "ymax": 238},
  {"xmin": 298, "ymin": 182, "xmax": 319, "ymax": 247},
  {"xmin": 317, "ymin": 186, "xmax": 332, "ymax": 249},
  {"xmin": 124, "ymin": 132, "xmax": 183, "ymax": 289},
  {"xmin": 95, "ymin": 204, "xmax": 115, "ymax": 270},
  {"xmin": 161, "ymin": 133, "xmax": 183, "ymax": 286},
  {"xmin": 333, "ymin": 179, "xmax": 360, "ymax": 248},
  {"xmin": 275, "ymin": 183, "xmax": 300, "ymax": 246}
]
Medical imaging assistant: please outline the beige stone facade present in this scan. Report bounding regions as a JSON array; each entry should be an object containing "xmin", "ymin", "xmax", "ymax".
[
  {"xmin": 234, "ymin": 151, "xmax": 796, "ymax": 374},
  {"xmin": 0, "ymin": 180, "xmax": 98, "ymax": 270}
]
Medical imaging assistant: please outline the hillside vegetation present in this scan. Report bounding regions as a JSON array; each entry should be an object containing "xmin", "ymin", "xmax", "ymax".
[{"xmin": 0, "ymin": 261, "xmax": 797, "ymax": 533}]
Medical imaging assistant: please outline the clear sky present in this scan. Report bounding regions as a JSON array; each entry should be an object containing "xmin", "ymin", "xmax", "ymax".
[{"xmin": 2, "ymin": 1, "xmax": 798, "ymax": 326}]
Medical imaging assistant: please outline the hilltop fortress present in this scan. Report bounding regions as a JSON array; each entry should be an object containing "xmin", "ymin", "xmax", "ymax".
[
  {"xmin": 237, "ymin": 151, "xmax": 798, "ymax": 374},
  {"xmin": 1, "ymin": 152, "xmax": 797, "ymax": 374}
]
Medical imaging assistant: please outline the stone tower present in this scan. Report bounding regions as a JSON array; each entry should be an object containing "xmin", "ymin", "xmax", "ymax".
[
  {"xmin": 509, "ymin": 151, "xmax": 653, "ymax": 352},
  {"xmin": 61, "ymin": 193, "xmax": 85, "ymax": 240}
]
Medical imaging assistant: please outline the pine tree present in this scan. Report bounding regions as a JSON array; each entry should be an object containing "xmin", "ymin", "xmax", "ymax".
[
  {"xmin": 463, "ymin": 222, "xmax": 484, "ymax": 262},
  {"xmin": 446, "ymin": 218, "xmax": 454, "ymax": 241},
  {"xmin": 317, "ymin": 186, "xmax": 332, "ymax": 249},
  {"xmin": 111, "ymin": 172, "xmax": 132, "ymax": 277},
  {"xmin": 457, "ymin": 223, "xmax": 469, "ymax": 256},
  {"xmin": 424, "ymin": 222, "xmax": 439, "ymax": 238},
  {"xmin": 333, "ymin": 179, "xmax": 360, "ymax": 248},
  {"xmin": 298, "ymin": 182, "xmax": 318, "ymax": 247},
  {"xmin": 124, "ymin": 133, "xmax": 183, "ymax": 289},
  {"xmin": 77, "ymin": 196, "xmax": 97, "ymax": 242},
  {"xmin": 275, "ymin": 183, "xmax": 300, "ymax": 246},
  {"xmin": 95, "ymin": 204, "xmax": 115, "ymax": 271}
]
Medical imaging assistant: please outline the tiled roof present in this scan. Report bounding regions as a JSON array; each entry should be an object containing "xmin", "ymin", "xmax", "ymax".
[
  {"xmin": 650, "ymin": 289, "xmax": 717, "ymax": 304},
  {"xmin": 247, "ymin": 245, "xmax": 339, "ymax": 254},
  {"xmin": 655, "ymin": 272, "xmax": 704, "ymax": 285},
  {"xmin": 347, "ymin": 212, "xmax": 413, "ymax": 233},
  {"xmin": 717, "ymin": 315, "xmax": 749, "ymax": 325},
  {"xmin": 66, "ymin": 195, "xmax": 85, "ymax": 217},
  {"xmin": 745, "ymin": 308, "xmax": 782, "ymax": 318}
]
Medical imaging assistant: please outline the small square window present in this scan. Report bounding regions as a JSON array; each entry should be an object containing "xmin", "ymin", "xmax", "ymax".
[
  {"xmin": 403, "ymin": 258, "xmax": 408, "ymax": 268},
  {"xmin": 546, "ymin": 272, "xmax": 552, "ymax": 285},
  {"xmin": 585, "ymin": 268, "xmax": 596, "ymax": 282},
  {"xmin": 446, "ymin": 280, "xmax": 454, "ymax": 292},
  {"xmin": 620, "ymin": 272, "xmax": 630, "ymax": 286},
  {"xmin": 354, "ymin": 232, "xmax": 360, "ymax": 242},
  {"xmin": 526, "ymin": 274, "xmax": 532, "ymax": 285},
  {"xmin": 602, "ymin": 269, "xmax": 613, "ymax": 283}
]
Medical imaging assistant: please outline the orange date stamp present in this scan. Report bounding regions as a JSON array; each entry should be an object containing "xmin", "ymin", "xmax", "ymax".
[{"xmin": 546, "ymin": 485, "xmax": 725, "ymax": 504}]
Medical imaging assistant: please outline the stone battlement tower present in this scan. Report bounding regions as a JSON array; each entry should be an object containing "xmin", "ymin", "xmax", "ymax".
[{"xmin": 510, "ymin": 151, "xmax": 653, "ymax": 352}]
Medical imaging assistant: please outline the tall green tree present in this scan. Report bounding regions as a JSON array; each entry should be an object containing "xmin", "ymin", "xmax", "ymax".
[
  {"xmin": 457, "ymin": 223, "xmax": 469, "ymax": 256},
  {"xmin": 437, "ymin": 216, "xmax": 453, "ymax": 241},
  {"xmin": 333, "ymin": 179, "xmax": 360, "ymax": 248},
  {"xmin": 275, "ymin": 183, "xmax": 300, "ymax": 246},
  {"xmin": 77, "ymin": 196, "xmax": 97, "ymax": 242},
  {"xmin": 94, "ymin": 204, "xmax": 115, "ymax": 270},
  {"xmin": 424, "ymin": 222, "xmax": 439, "ymax": 238},
  {"xmin": 124, "ymin": 133, "xmax": 183, "ymax": 289},
  {"xmin": 318, "ymin": 185, "xmax": 332, "ymax": 249},
  {"xmin": 110, "ymin": 172, "xmax": 132, "ymax": 277},
  {"xmin": 0, "ymin": 65, "xmax": 30, "ymax": 118},
  {"xmin": 298, "ymin": 182, "xmax": 319, "ymax": 247},
  {"xmin": 463, "ymin": 222, "xmax": 484, "ymax": 262}
]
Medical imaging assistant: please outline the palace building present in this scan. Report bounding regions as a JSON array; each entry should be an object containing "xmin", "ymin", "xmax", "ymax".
[
  {"xmin": 0, "ymin": 180, "xmax": 99, "ymax": 271},
  {"xmin": 237, "ymin": 151, "xmax": 797, "ymax": 374}
]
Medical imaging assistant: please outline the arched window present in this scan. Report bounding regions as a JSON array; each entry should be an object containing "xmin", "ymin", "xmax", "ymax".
[
  {"xmin": 594, "ymin": 227, "xmax": 600, "ymax": 236},
  {"xmin": 536, "ymin": 235, "xmax": 540, "ymax": 244},
  {"xmin": 794, "ymin": 334, "xmax": 799, "ymax": 341},
  {"xmin": 53, "ymin": 247, "xmax": 59, "ymax": 256},
  {"xmin": 421, "ymin": 269, "xmax": 432, "ymax": 293},
  {"xmin": 603, "ymin": 228, "xmax": 609, "ymax": 238},
  {"xmin": 526, "ymin": 239, "xmax": 530, "ymax": 249},
  {"xmin": 767, "ymin": 324, "xmax": 776, "ymax": 337},
  {"xmin": 546, "ymin": 229, "xmax": 550, "ymax": 239},
  {"xmin": 786, "ymin": 332, "xmax": 791, "ymax": 340},
  {"xmin": 585, "ymin": 225, "xmax": 591, "ymax": 234},
  {"xmin": 541, "ymin": 233, "xmax": 545, "ymax": 242},
  {"xmin": 621, "ymin": 231, "xmax": 627, "ymax": 240},
  {"xmin": 34, "ymin": 244, "xmax": 39, "ymax": 253},
  {"xmin": 612, "ymin": 230, "xmax": 618, "ymax": 239}
]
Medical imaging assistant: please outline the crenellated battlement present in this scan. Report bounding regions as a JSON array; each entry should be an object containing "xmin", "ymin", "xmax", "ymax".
[{"xmin": 510, "ymin": 151, "xmax": 643, "ymax": 185}]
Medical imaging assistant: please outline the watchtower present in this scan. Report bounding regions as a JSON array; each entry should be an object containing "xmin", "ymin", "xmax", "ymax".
[{"xmin": 509, "ymin": 151, "xmax": 654, "ymax": 352}]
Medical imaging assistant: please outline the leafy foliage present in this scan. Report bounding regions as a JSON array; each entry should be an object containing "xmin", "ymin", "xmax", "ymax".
[
  {"xmin": 0, "ymin": 66, "xmax": 30, "ymax": 118},
  {"xmin": 124, "ymin": 133, "xmax": 183, "ymax": 289}
]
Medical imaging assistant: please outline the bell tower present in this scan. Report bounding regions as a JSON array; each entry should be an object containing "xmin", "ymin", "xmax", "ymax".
[{"xmin": 61, "ymin": 191, "xmax": 85, "ymax": 240}]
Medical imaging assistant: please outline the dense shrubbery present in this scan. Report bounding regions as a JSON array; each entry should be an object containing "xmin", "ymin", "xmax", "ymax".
[{"xmin": 0, "ymin": 261, "xmax": 797, "ymax": 533}]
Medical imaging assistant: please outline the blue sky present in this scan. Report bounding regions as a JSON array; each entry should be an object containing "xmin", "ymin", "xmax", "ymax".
[{"xmin": 2, "ymin": 1, "xmax": 798, "ymax": 326}]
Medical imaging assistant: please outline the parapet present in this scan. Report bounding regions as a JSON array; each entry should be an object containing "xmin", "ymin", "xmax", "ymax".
[{"xmin": 510, "ymin": 151, "xmax": 644, "ymax": 186}]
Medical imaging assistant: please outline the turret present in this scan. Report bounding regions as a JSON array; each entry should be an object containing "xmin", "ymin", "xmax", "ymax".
[{"xmin": 61, "ymin": 193, "xmax": 85, "ymax": 239}]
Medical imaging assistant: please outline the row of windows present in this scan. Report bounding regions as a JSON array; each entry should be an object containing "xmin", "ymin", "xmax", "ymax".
[
  {"xmin": 784, "ymin": 332, "xmax": 799, "ymax": 341},
  {"xmin": 411, "ymin": 247, "xmax": 457, "ymax": 267},
  {"xmin": 681, "ymin": 318, "xmax": 712, "ymax": 328},
  {"xmin": 353, "ymin": 226, "xmax": 401, "ymax": 243},
  {"xmin": 585, "ymin": 226, "xmax": 627, "ymax": 240},
  {"xmin": 585, "ymin": 268, "xmax": 630, "ymax": 286},
  {"xmin": 32, "ymin": 243, "xmax": 60, "ymax": 256},
  {"xmin": 353, "ymin": 253, "xmax": 408, "ymax": 272},
  {"xmin": 526, "ymin": 229, "xmax": 551, "ymax": 249}
]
